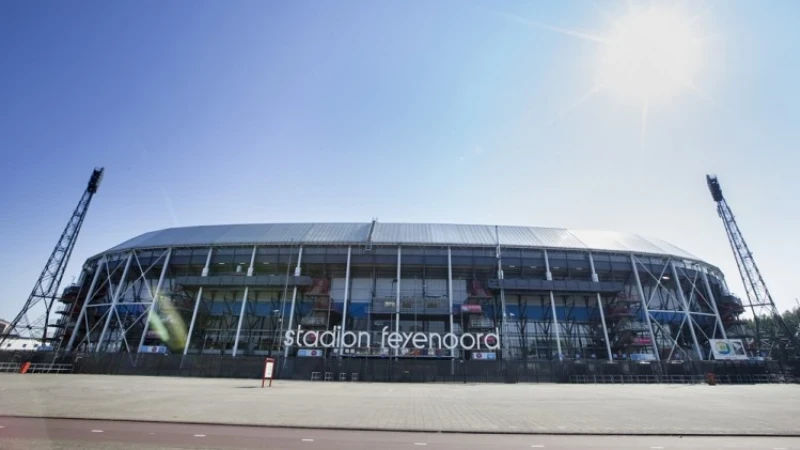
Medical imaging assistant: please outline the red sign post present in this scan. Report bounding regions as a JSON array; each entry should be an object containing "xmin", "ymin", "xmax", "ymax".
[{"xmin": 262, "ymin": 357, "xmax": 275, "ymax": 388}]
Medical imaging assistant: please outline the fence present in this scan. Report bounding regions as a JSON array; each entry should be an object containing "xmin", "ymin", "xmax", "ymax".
[{"xmin": 0, "ymin": 351, "xmax": 797, "ymax": 384}]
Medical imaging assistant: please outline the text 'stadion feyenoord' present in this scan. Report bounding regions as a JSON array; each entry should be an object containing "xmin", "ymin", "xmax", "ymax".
[{"xmin": 284, "ymin": 326, "xmax": 500, "ymax": 351}]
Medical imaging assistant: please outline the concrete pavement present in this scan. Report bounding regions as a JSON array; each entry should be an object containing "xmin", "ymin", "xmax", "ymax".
[
  {"xmin": 2, "ymin": 417, "xmax": 800, "ymax": 449},
  {"xmin": 1, "ymin": 374, "xmax": 799, "ymax": 435}
]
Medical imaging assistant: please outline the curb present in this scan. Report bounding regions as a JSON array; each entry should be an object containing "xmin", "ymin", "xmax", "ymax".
[{"xmin": 2, "ymin": 415, "xmax": 798, "ymax": 438}]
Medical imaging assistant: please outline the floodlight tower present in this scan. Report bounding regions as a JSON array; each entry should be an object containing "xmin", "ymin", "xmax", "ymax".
[
  {"xmin": 706, "ymin": 174, "xmax": 797, "ymax": 353},
  {"xmin": 0, "ymin": 168, "xmax": 103, "ymax": 346}
]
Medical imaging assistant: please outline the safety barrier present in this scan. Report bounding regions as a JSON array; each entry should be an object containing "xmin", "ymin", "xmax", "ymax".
[
  {"xmin": 2, "ymin": 351, "xmax": 796, "ymax": 384},
  {"xmin": 25, "ymin": 363, "xmax": 74, "ymax": 374},
  {"xmin": 0, "ymin": 362, "xmax": 21, "ymax": 373}
]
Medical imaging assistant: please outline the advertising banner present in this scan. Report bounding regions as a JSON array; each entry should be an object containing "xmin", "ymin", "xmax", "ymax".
[
  {"xmin": 709, "ymin": 339, "xmax": 748, "ymax": 360},
  {"xmin": 297, "ymin": 349, "xmax": 323, "ymax": 357},
  {"xmin": 472, "ymin": 352, "xmax": 496, "ymax": 360},
  {"xmin": 460, "ymin": 304, "xmax": 482, "ymax": 313},
  {"xmin": 138, "ymin": 345, "xmax": 167, "ymax": 354}
]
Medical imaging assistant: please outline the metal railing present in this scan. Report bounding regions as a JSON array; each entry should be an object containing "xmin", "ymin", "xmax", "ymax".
[
  {"xmin": 0, "ymin": 362, "xmax": 21, "ymax": 373},
  {"xmin": 2, "ymin": 350, "xmax": 797, "ymax": 384},
  {"xmin": 26, "ymin": 363, "xmax": 74, "ymax": 374}
]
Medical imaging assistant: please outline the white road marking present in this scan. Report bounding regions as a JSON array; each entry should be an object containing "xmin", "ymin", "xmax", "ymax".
[
  {"xmin": 194, "ymin": 434, "xmax": 206, "ymax": 437},
  {"xmin": 773, "ymin": 448, "xmax": 787, "ymax": 450},
  {"xmin": 414, "ymin": 443, "xmax": 427, "ymax": 446},
  {"xmin": 531, "ymin": 446, "xmax": 545, "ymax": 448},
  {"xmin": 0, "ymin": 426, "xmax": 5, "ymax": 429},
  {"xmin": 91, "ymin": 430, "xmax": 103, "ymax": 433},
  {"xmin": 650, "ymin": 447, "xmax": 664, "ymax": 449},
  {"xmin": 302, "ymin": 438, "xmax": 314, "ymax": 442}
]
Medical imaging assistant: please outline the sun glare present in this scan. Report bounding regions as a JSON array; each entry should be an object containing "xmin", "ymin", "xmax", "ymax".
[
  {"xmin": 494, "ymin": 2, "xmax": 716, "ymax": 144},
  {"xmin": 597, "ymin": 5, "xmax": 703, "ymax": 104}
]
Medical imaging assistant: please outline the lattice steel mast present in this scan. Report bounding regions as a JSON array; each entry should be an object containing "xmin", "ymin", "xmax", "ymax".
[
  {"xmin": 706, "ymin": 174, "xmax": 796, "ymax": 353},
  {"xmin": 0, "ymin": 168, "xmax": 103, "ymax": 346}
]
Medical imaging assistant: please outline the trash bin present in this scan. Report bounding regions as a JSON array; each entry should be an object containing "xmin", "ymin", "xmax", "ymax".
[{"xmin": 706, "ymin": 372, "xmax": 717, "ymax": 386}]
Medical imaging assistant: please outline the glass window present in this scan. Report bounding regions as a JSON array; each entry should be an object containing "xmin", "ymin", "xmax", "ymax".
[{"xmin": 567, "ymin": 252, "xmax": 587, "ymax": 261}]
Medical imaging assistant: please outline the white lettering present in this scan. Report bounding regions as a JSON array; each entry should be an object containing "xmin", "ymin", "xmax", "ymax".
[
  {"xmin": 387, "ymin": 332, "xmax": 403, "ymax": 349},
  {"xmin": 342, "ymin": 331, "xmax": 357, "ymax": 347},
  {"xmin": 284, "ymin": 330, "xmax": 295, "ymax": 346},
  {"xmin": 484, "ymin": 330, "xmax": 500, "ymax": 350},
  {"xmin": 412, "ymin": 334, "xmax": 427, "ymax": 349},
  {"xmin": 460, "ymin": 333, "xmax": 476, "ymax": 350},
  {"xmin": 302, "ymin": 331, "xmax": 318, "ymax": 347},
  {"xmin": 429, "ymin": 332, "xmax": 441, "ymax": 349},
  {"xmin": 443, "ymin": 333, "xmax": 458, "ymax": 349},
  {"xmin": 357, "ymin": 331, "xmax": 370, "ymax": 348},
  {"xmin": 319, "ymin": 331, "xmax": 335, "ymax": 347},
  {"xmin": 286, "ymin": 326, "xmax": 497, "ymax": 351},
  {"xmin": 402, "ymin": 332, "xmax": 414, "ymax": 348},
  {"xmin": 380, "ymin": 326, "xmax": 389, "ymax": 348}
]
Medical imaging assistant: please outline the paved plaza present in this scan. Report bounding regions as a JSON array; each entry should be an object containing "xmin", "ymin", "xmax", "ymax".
[{"xmin": 1, "ymin": 374, "xmax": 798, "ymax": 435}]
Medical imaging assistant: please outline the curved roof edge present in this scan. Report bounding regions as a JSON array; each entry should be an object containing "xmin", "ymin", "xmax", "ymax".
[{"xmin": 97, "ymin": 222, "xmax": 700, "ymax": 261}]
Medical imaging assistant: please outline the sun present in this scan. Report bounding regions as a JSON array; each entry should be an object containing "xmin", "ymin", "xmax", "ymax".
[
  {"xmin": 596, "ymin": 5, "xmax": 704, "ymax": 104},
  {"xmin": 491, "ymin": 2, "xmax": 716, "ymax": 144}
]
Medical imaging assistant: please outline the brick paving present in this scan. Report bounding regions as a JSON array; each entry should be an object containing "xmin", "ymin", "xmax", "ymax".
[{"xmin": 1, "ymin": 374, "xmax": 798, "ymax": 435}]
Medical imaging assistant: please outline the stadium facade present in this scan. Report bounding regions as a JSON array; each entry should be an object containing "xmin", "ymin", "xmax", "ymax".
[{"xmin": 56, "ymin": 221, "xmax": 745, "ymax": 363}]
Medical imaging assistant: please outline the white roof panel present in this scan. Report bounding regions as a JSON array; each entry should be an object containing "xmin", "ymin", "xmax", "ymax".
[{"xmin": 101, "ymin": 222, "xmax": 700, "ymax": 261}]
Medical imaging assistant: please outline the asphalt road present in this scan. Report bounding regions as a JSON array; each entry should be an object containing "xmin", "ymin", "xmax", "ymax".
[{"xmin": 1, "ymin": 417, "xmax": 798, "ymax": 450}]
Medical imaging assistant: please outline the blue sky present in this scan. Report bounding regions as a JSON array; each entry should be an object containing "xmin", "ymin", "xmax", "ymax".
[{"xmin": 1, "ymin": 0, "xmax": 799, "ymax": 321}]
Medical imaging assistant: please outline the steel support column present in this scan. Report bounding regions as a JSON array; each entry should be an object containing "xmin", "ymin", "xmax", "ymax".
[
  {"xmin": 630, "ymin": 255, "xmax": 661, "ymax": 361},
  {"xmin": 702, "ymin": 268, "xmax": 728, "ymax": 340},
  {"xmin": 65, "ymin": 258, "xmax": 105, "ymax": 352},
  {"xmin": 137, "ymin": 249, "xmax": 172, "ymax": 354},
  {"xmin": 589, "ymin": 253, "xmax": 613, "ymax": 361},
  {"xmin": 97, "ymin": 253, "xmax": 133, "ymax": 352},
  {"xmin": 233, "ymin": 246, "xmax": 257, "ymax": 357},
  {"xmin": 447, "ymin": 247, "xmax": 455, "ymax": 366},
  {"xmin": 183, "ymin": 248, "xmax": 213, "ymax": 356},
  {"xmin": 495, "ymin": 227, "xmax": 507, "ymax": 360},
  {"xmin": 339, "ymin": 246, "xmax": 352, "ymax": 355},
  {"xmin": 670, "ymin": 261, "xmax": 703, "ymax": 360},
  {"xmin": 395, "ymin": 246, "xmax": 401, "ymax": 357},
  {"xmin": 544, "ymin": 250, "xmax": 562, "ymax": 359},
  {"xmin": 549, "ymin": 291, "xmax": 562, "ymax": 360},
  {"xmin": 283, "ymin": 246, "xmax": 304, "ymax": 359}
]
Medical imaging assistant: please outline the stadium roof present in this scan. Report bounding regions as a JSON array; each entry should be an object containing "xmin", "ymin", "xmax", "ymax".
[{"xmin": 103, "ymin": 222, "xmax": 698, "ymax": 260}]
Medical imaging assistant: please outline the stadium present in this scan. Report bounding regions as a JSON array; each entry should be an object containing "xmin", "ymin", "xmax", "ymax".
[{"xmin": 48, "ymin": 220, "xmax": 757, "ymax": 381}]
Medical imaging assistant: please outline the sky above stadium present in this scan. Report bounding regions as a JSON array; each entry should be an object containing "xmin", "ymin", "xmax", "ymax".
[{"xmin": 1, "ymin": 0, "xmax": 799, "ymax": 321}]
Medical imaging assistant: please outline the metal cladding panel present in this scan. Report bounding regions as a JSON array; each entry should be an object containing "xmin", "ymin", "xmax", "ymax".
[
  {"xmin": 529, "ymin": 228, "xmax": 587, "ymax": 249},
  {"xmin": 107, "ymin": 229, "xmax": 161, "ymax": 251},
  {"xmin": 107, "ymin": 223, "xmax": 370, "ymax": 252},
  {"xmin": 639, "ymin": 235, "xmax": 698, "ymax": 260},
  {"xmin": 496, "ymin": 227, "xmax": 547, "ymax": 247},
  {"xmin": 214, "ymin": 223, "xmax": 300, "ymax": 244},
  {"xmin": 371, "ymin": 223, "xmax": 497, "ymax": 246},
  {"xmin": 99, "ymin": 222, "xmax": 703, "ymax": 263},
  {"xmin": 302, "ymin": 223, "xmax": 372, "ymax": 243},
  {"xmin": 567, "ymin": 229, "xmax": 640, "ymax": 253},
  {"xmin": 497, "ymin": 226, "xmax": 589, "ymax": 249}
]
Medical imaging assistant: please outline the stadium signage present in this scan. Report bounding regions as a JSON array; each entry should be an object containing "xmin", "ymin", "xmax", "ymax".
[{"xmin": 284, "ymin": 326, "xmax": 500, "ymax": 351}]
